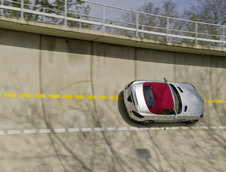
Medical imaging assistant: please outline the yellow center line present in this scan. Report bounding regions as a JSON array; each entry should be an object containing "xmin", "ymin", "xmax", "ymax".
[
  {"xmin": 21, "ymin": 93, "xmax": 32, "ymax": 98},
  {"xmin": 216, "ymin": 100, "xmax": 224, "ymax": 103},
  {"xmin": 35, "ymin": 94, "xmax": 46, "ymax": 98},
  {"xmin": 0, "ymin": 92, "xmax": 225, "ymax": 104},
  {"xmin": 75, "ymin": 95, "xmax": 85, "ymax": 99},
  {"xmin": 208, "ymin": 100, "xmax": 215, "ymax": 103},
  {"xmin": 5, "ymin": 93, "xmax": 17, "ymax": 97},
  {"xmin": 62, "ymin": 95, "xmax": 73, "ymax": 99},
  {"xmin": 49, "ymin": 94, "xmax": 60, "ymax": 99},
  {"xmin": 110, "ymin": 96, "xmax": 119, "ymax": 100},
  {"xmin": 99, "ymin": 96, "xmax": 108, "ymax": 100},
  {"xmin": 87, "ymin": 95, "xmax": 96, "ymax": 99}
]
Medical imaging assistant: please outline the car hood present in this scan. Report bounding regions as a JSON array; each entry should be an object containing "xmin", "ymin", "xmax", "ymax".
[
  {"xmin": 132, "ymin": 84, "xmax": 150, "ymax": 113},
  {"xmin": 171, "ymin": 83, "xmax": 204, "ymax": 114}
]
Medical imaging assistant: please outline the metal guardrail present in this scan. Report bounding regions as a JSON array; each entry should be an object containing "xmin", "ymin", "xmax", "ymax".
[{"xmin": 0, "ymin": 0, "xmax": 225, "ymax": 50}]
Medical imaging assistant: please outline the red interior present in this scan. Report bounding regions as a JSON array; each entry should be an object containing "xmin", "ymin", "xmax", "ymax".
[{"xmin": 143, "ymin": 82, "xmax": 174, "ymax": 114}]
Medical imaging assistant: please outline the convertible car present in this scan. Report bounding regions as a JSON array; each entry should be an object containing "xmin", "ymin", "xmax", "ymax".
[{"xmin": 123, "ymin": 78, "xmax": 204, "ymax": 124}]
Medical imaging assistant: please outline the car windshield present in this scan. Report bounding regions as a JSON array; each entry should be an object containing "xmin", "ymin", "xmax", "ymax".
[
  {"xmin": 169, "ymin": 84, "xmax": 182, "ymax": 114},
  {"xmin": 143, "ymin": 86, "xmax": 156, "ymax": 108}
]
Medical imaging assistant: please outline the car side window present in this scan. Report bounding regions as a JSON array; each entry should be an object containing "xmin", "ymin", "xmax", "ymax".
[{"xmin": 162, "ymin": 109, "xmax": 175, "ymax": 115}]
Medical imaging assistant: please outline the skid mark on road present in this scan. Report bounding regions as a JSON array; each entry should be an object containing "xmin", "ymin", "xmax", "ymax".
[
  {"xmin": 1, "ymin": 92, "xmax": 225, "ymax": 103},
  {"xmin": 0, "ymin": 126, "xmax": 225, "ymax": 136}
]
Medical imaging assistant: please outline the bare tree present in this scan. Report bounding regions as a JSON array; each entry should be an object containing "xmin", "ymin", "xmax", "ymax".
[
  {"xmin": 52, "ymin": 0, "xmax": 91, "ymax": 28},
  {"xmin": 121, "ymin": 1, "xmax": 178, "ymax": 41},
  {"xmin": 161, "ymin": 0, "xmax": 178, "ymax": 17},
  {"xmin": 183, "ymin": 0, "xmax": 225, "ymax": 46},
  {"xmin": 184, "ymin": 0, "xmax": 225, "ymax": 25}
]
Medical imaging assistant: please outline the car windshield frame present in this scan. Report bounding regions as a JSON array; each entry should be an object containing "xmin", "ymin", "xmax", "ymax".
[
  {"xmin": 143, "ymin": 85, "xmax": 156, "ymax": 108},
  {"xmin": 169, "ymin": 84, "xmax": 182, "ymax": 114}
]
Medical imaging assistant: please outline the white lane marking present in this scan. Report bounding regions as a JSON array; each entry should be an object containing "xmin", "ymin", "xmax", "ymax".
[
  {"xmin": 24, "ymin": 129, "xmax": 37, "ymax": 134},
  {"xmin": 139, "ymin": 128, "xmax": 149, "ymax": 131},
  {"xmin": 39, "ymin": 129, "xmax": 51, "ymax": 133},
  {"xmin": 199, "ymin": 126, "xmax": 209, "ymax": 130},
  {"xmin": 68, "ymin": 128, "xmax": 79, "ymax": 132},
  {"xmin": 129, "ymin": 127, "xmax": 140, "ymax": 131},
  {"xmin": 150, "ymin": 127, "xmax": 161, "ymax": 130},
  {"xmin": 164, "ymin": 127, "xmax": 171, "ymax": 130},
  {"xmin": 1, "ymin": 126, "xmax": 226, "ymax": 136},
  {"xmin": 81, "ymin": 128, "xmax": 92, "ymax": 132},
  {"xmin": 191, "ymin": 126, "xmax": 199, "ymax": 129},
  {"xmin": 54, "ymin": 128, "xmax": 66, "ymax": 133},
  {"xmin": 170, "ymin": 127, "xmax": 180, "ymax": 130},
  {"xmin": 180, "ymin": 126, "xmax": 190, "ymax": 130},
  {"xmin": 8, "ymin": 130, "xmax": 21, "ymax": 135},
  {"xmin": 118, "ymin": 127, "xmax": 128, "ymax": 131},
  {"xmin": 94, "ymin": 128, "xmax": 104, "ymax": 131},
  {"xmin": 106, "ymin": 127, "xmax": 116, "ymax": 131},
  {"xmin": 219, "ymin": 126, "xmax": 226, "ymax": 129},
  {"xmin": 209, "ymin": 126, "xmax": 218, "ymax": 129}
]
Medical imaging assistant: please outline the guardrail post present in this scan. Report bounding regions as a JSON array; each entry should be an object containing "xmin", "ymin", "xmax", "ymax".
[
  {"xmin": 141, "ymin": 25, "xmax": 144, "ymax": 38},
  {"xmin": 102, "ymin": 5, "xmax": 105, "ymax": 32},
  {"xmin": 223, "ymin": 26, "xmax": 225, "ymax": 49},
  {"xmin": 1, "ymin": 0, "xmax": 3, "ymax": 16},
  {"xmin": 166, "ymin": 17, "xmax": 170, "ymax": 42},
  {"xmin": 195, "ymin": 21, "xmax": 198, "ymax": 46},
  {"xmin": 136, "ymin": 11, "xmax": 139, "ymax": 37},
  {"xmin": 79, "ymin": 16, "xmax": 82, "ymax": 28},
  {"xmin": 21, "ymin": 0, "xmax": 24, "ymax": 19},
  {"xmin": 64, "ymin": 0, "xmax": 67, "ymax": 26},
  {"xmin": 43, "ymin": 8, "xmax": 45, "ymax": 22}
]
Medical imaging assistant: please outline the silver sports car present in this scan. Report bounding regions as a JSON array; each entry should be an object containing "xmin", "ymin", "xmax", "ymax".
[{"xmin": 123, "ymin": 78, "xmax": 204, "ymax": 124}]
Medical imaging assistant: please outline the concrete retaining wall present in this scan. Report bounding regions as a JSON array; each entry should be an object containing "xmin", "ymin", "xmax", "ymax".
[{"xmin": 0, "ymin": 28, "xmax": 226, "ymax": 172}]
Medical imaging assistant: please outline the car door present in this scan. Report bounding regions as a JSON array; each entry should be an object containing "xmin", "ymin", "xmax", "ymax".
[
  {"xmin": 153, "ymin": 109, "xmax": 175, "ymax": 122},
  {"xmin": 155, "ymin": 115, "xmax": 175, "ymax": 122},
  {"xmin": 176, "ymin": 113, "xmax": 199, "ymax": 121}
]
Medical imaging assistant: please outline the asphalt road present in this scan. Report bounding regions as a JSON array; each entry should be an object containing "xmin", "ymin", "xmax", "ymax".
[{"xmin": 0, "ymin": 29, "xmax": 225, "ymax": 172}]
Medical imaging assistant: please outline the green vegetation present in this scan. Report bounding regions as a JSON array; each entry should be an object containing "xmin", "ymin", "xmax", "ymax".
[{"xmin": 3, "ymin": 0, "xmax": 91, "ymax": 28}]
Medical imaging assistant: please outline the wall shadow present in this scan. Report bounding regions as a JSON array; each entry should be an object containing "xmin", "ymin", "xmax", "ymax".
[{"xmin": 117, "ymin": 91, "xmax": 198, "ymax": 128}]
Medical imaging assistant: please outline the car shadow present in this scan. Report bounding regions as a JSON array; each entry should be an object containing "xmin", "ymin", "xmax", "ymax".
[{"xmin": 117, "ymin": 91, "xmax": 198, "ymax": 128}]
